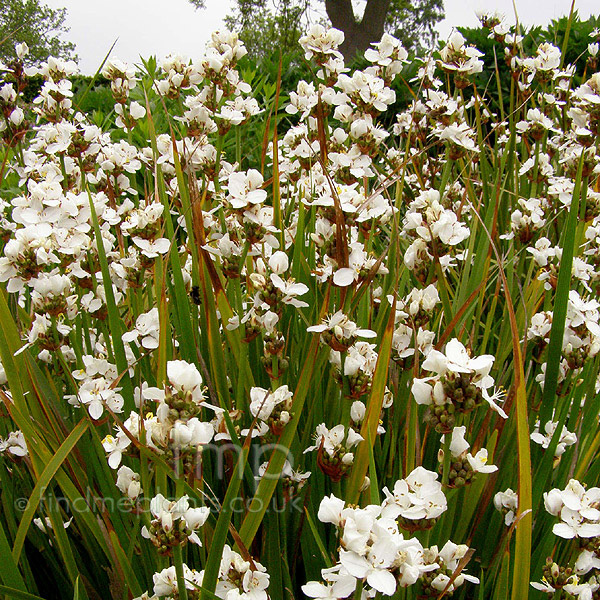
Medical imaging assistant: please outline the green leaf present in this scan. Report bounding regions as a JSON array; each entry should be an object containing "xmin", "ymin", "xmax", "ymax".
[
  {"xmin": 12, "ymin": 419, "xmax": 89, "ymax": 565},
  {"xmin": 83, "ymin": 180, "xmax": 133, "ymax": 407},
  {"xmin": 108, "ymin": 530, "xmax": 143, "ymax": 598},
  {"xmin": 0, "ymin": 521, "xmax": 26, "ymax": 592},
  {"xmin": 72, "ymin": 576, "xmax": 89, "ymax": 600},
  {"xmin": 302, "ymin": 508, "xmax": 332, "ymax": 569},
  {"xmin": 539, "ymin": 153, "xmax": 585, "ymax": 424},
  {"xmin": 345, "ymin": 300, "xmax": 395, "ymax": 504},
  {"xmin": 0, "ymin": 586, "xmax": 46, "ymax": 600},
  {"xmin": 238, "ymin": 291, "xmax": 331, "ymax": 548},
  {"xmin": 201, "ymin": 437, "xmax": 250, "ymax": 599}
]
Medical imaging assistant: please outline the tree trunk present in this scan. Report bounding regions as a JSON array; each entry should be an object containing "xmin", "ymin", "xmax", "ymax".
[{"xmin": 325, "ymin": 0, "xmax": 391, "ymax": 61}]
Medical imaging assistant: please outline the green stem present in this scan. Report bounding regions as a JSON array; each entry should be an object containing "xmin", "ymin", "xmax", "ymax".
[
  {"xmin": 172, "ymin": 545, "xmax": 189, "ymax": 600},
  {"xmin": 214, "ymin": 134, "xmax": 224, "ymax": 192},
  {"xmin": 442, "ymin": 434, "xmax": 451, "ymax": 487},
  {"xmin": 438, "ymin": 148, "xmax": 453, "ymax": 197},
  {"xmin": 405, "ymin": 390, "xmax": 418, "ymax": 475},
  {"xmin": 353, "ymin": 578, "xmax": 364, "ymax": 600},
  {"xmin": 435, "ymin": 260, "xmax": 452, "ymax": 328}
]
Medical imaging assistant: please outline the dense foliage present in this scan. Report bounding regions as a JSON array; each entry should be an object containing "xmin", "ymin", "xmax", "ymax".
[{"xmin": 0, "ymin": 0, "xmax": 75, "ymax": 67}]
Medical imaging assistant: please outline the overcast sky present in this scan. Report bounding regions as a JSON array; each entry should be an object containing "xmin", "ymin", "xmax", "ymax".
[{"xmin": 42, "ymin": 0, "xmax": 600, "ymax": 74}]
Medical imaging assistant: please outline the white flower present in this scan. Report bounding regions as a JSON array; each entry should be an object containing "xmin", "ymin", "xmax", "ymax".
[
  {"xmin": 443, "ymin": 427, "xmax": 498, "ymax": 474},
  {"xmin": 307, "ymin": 311, "xmax": 376, "ymax": 344},
  {"xmin": 553, "ymin": 508, "xmax": 600, "ymax": 539},
  {"xmin": 76, "ymin": 377, "xmax": 124, "ymax": 420},
  {"xmin": 429, "ymin": 541, "xmax": 480, "ymax": 592},
  {"xmin": 533, "ymin": 42, "xmax": 561, "ymax": 73},
  {"xmin": 302, "ymin": 575, "xmax": 356, "ymax": 599},
  {"xmin": 102, "ymin": 433, "xmax": 131, "ymax": 469},
  {"xmin": 270, "ymin": 273, "xmax": 309, "ymax": 307},
  {"xmin": 132, "ymin": 236, "xmax": 171, "ymax": 258},
  {"xmin": 116, "ymin": 466, "xmax": 142, "ymax": 499},
  {"xmin": 305, "ymin": 424, "xmax": 363, "ymax": 457},
  {"xmin": 143, "ymin": 494, "xmax": 210, "ymax": 547},
  {"xmin": 436, "ymin": 122, "xmax": 479, "ymax": 153},
  {"xmin": 340, "ymin": 545, "xmax": 398, "ymax": 595},
  {"xmin": 9, "ymin": 107, "xmax": 24, "ymax": 126},
  {"xmin": 530, "ymin": 578, "xmax": 556, "ymax": 594},
  {"xmin": 403, "ymin": 190, "xmax": 470, "ymax": 250},
  {"xmin": 350, "ymin": 400, "xmax": 366, "ymax": 423},
  {"xmin": 268, "ymin": 251, "xmax": 289, "ymax": 274},
  {"xmin": 438, "ymin": 31, "xmax": 484, "ymax": 76},
  {"xmin": 167, "ymin": 360, "xmax": 204, "ymax": 402},
  {"xmin": 130, "ymin": 101, "xmax": 146, "ymax": 119},
  {"xmin": 152, "ymin": 564, "xmax": 200, "ymax": 596},
  {"xmin": 34, "ymin": 516, "xmax": 72, "ymax": 534},
  {"xmin": 249, "ymin": 385, "xmax": 293, "ymax": 421},
  {"xmin": 466, "ymin": 448, "xmax": 498, "ymax": 474},
  {"xmin": 227, "ymin": 169, "xmax": 267, "ymax": 209},
  {"xmin": 448, "ymin": 426, "xmax": 470, "ymax": 456},
  {"xmin": 0, "ymin": 431, "xmax": 28, "ymax": 457},
  {"xmin": 318, "ymin": 494, "xmax": 346, "ymax": 526},
  {"xmin": 170, "ymin": 418, "xmax": 214, "ymax": 448},
  {"xmin": 122, "ymin": 307, "xmax": 161, "ymax": 350},
  {"xmin": 382, "ymin": 467, "xmax": 447, "ymax": 521},
  {"xmin": 494, "ymin": 488, "xmax": 519, "ymax": 526},
  {"xmin": 564, "ymin": 578, "xmax": 599, "ymax": 600},
  {"xmin": 576, "ymin": 550, "xmax": 600, "ymax": 575},
  {"xmin": 544, "ymin": 480, "xmax": 600, "ymax": 539},
  {"xmin": 15, "ymin": 42, "xmax": 29, "ymax": 59},
  {"xmin": 299, "ymin": 25, "xmax": 344, "ymax": 61},
  {"xmin": 423, "ymin": 339, "xmax": 493, "ymax": 379},
  {"xmin": 531, "ymin": 419, "xmax": 577, "ymax": 456},
  {"xmin": 365, "ymin": 33, "xmax": 408, "ymax": 76},
  {"xmin": 409, "ymin": 377, "xmax": 434, "ymax": 406}
]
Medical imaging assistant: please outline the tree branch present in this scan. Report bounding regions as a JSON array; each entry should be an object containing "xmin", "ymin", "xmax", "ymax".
[
  {"xmin": 362, "ymin": 0, "xmax": 392, "ymax": 36},
  {"xmin": 324, "ymin": 0, "xmax": 356, "ymax": 34}
]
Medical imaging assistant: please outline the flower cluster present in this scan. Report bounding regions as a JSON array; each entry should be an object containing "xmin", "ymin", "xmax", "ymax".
[
  {"xmin": 531, "ymin": 418, "xmax": 577, "ymax": 458},
  {"xmin": 494, "ymin": 488, "xmax": 519, "ymax": 526},
  {"xmin": 412, "ymin": 338, "xmax": 506, "ymax": 433},
  {"xmin": 440, "ymin": 426, "xmax": 498, "ymax": 488},
  {"xmin": 381, "ymin": 467, "xmax": 447, "ymax": 531},
  {"xmin": 305, "ymin": 424, "xmax": 363, "ymax": 482},
  {"xmin": 134, "ymin": 546, "xmax": 270, "ymax": 600},
  {"xmin": 402, "ymin": 190, "xmax": 470, "ymax": 281},
  {"xmin": 101, "ymin": 360, "xmax": 217, "ymax": 498},
  {"xmin": 528, "ymin": 290, "xmax": 600, "ymax": 383},
  {"xmin": 248, "ymin": 384, "xmax": 293, "ymax": 437},
  {"xmin": 309, "ymin": 492, "xmax": 478, "ymax": 597},
  {"xmin": 141, "ymin": 494, "xmax": 210, "ymax": 554},
  {"xmin": 544, "ymin": 480, "xmax": 600, "ymax": 540}
]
